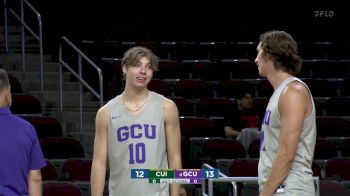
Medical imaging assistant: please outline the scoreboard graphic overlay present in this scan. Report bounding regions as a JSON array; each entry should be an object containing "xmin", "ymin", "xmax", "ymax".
[{"xmin": 131, "ymin": 169, "xmax": 219, "ymax": 184}]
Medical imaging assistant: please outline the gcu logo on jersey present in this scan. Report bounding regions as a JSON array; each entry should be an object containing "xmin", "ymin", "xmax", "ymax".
[
  {"xmin": 260, "ymin": 131, "xmax": 266, "ymax": 151},
  {"xmin": 262, "ymin": 109, "xmax": 271, "ymax": 125},
  {"xmin": 260, "ymin": 109, "xmax": 271, "ymax": 152},
  {"xmin": 116, "ymin": 124, "xmax": 156, "ymax": 142}
]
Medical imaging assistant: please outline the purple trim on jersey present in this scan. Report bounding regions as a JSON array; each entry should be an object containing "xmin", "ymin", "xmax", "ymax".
[
  {"xmin": 262, "ymin": 109, "xmax": 271, "ymax": 125},
  {"xmin": 260, "ymin": 130, "xmax": 266, "ymax": 151},
  {"xmin": 0, "ymin": 107, "xmax": 46, "ymax": 196}
]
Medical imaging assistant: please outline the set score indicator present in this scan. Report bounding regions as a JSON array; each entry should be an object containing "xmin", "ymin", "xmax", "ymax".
[{"xmin": 148, "ymin": 178, "xmax": 201, "ymax": 184}]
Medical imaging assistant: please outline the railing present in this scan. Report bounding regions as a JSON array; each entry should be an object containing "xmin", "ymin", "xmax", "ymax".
[
  {"xmin": 4, "ymin": 0, "xmax": 44, "ymax": 91},
  {"xmin": 59, "ymin": 36, "xmax": 103, "ymax": 133},
  {"xmin": 201, "ymin": 163, "xmax": 320, "ymax": 196}
]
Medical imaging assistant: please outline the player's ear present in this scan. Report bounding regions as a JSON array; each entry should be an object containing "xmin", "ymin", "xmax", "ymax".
[
  {"xmin": 236, "ymin": 98, "xmax": 242, "ymax": 105},
  {"xmin": 122, "ymin": 64, "xmax": 127, "ymax": 74},
  {"xmin": 5, "ymin": 87, "xmax": 12, "ymax": 107}
]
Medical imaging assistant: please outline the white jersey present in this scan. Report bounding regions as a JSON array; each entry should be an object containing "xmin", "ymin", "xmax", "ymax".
[
  {"xmin": 258, "ymin": 77, "xmax": 316, "ymax": 195},
  {"xmin": 107, "ymin": 92, "xmax": 169, "ymax": 196}
]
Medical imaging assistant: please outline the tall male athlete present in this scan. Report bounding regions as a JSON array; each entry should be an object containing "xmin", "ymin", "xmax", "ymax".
[
  {"xmin": 91, "ymin": 46, "xmax": 182, "ymax": 196},
  {"xmin": 255, "ymin": 31, "xmax": 317, "ymax": 196}
]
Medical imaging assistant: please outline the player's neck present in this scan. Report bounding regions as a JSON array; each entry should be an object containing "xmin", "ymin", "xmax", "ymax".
[
  {"xmin": 122, "ymin": 88, "xmax": 150, "ymax": 101},
  {"xmin": 0, "ymin": 102, "xmax": 9, "ymax": 108},
  {"xmin": 0, "ymin": 94, "xmax": 10, "ymax": 108},
  {"xmin": 120, "ymin": 89, "xmax": 150, "ymax": 112},
  {"xmin": 268, "ymin": 71, "xmax": 293, "ymax": 90}
]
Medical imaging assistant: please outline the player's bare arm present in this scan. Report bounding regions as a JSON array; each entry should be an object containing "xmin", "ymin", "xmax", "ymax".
[
  {"xmin": 91, "ymin": 105, "xmax": 109, "ymax": 196},
  {"xmin": 164, "ymin": 98, "xmax": 182, "ymax": 196},
  {"xmin": 261, "ymin": 82, "xmax": 311, "ymax": 195},
  {"xmin": 28, "ymin": 169, "xmax": 42, "ymax": 196}
]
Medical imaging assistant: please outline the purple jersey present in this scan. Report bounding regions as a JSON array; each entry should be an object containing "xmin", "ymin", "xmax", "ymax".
[{"xmin": 0, "ymin": 107, "xmax": 46, "ymax": 196}]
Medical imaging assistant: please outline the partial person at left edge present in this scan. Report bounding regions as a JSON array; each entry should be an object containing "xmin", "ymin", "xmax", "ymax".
[{"xmin": 0, "ymin": 68, "xmax": 47, "ymax": 196}]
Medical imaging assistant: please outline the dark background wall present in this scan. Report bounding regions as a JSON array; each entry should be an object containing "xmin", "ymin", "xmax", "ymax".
[{"xmin": 8, "ymin": 1, "xmax": 348, "ymax": 55}]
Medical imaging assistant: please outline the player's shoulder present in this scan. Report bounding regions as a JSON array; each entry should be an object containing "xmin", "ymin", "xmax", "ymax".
[
  {"xmin": 12, "ymin": 115, "xmax": 33, "ymax": 128},
  {"xmin": 98, "ymin": 95, "xmax": 120, "ymax": 113},
  {"xmin": 150, "ymin": 91, "xmax": 176, "ymax": 108},
  {"xmin": 99, "ymin": 102, "xmax": 109, "ymax": 111},
  {"xmin": 281, "ymin": 80, "xmax": 311, "ymax": 105},
  {"xmin": 284, "ymin": 80, "xmax": 309, "ymax": 96},
  {"xmin": 163, "ymin": 96, "xmax": 177, "ymax": 109},
  {"xmin": 96, "ymin": 103, "xmax": 109, "ymax": 119}
]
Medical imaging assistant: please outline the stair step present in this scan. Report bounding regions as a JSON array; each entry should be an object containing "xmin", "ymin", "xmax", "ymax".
[
  {"xmin": 5, "ymin": 62, "xmax": 61, "ymax": 73},
  {"xmin": 9, "ymin": 71, "xmax": 73, "ymax": 92},
  {"xmin": 48, "ymin": 110, "xmax": 99, "ymax": 131},
  {"xmin": 9, "ymin": 80, "xmax": 79, "ymax": 93},
  {"xmin": 50, "ymin": 110, "xmax": 97, "ymax": 122},
  {"xmin": 28, "ymin": 91, "xmax": 101, "ymax": 111},
  {"xmin": 25, "ymin": 62, "xmax": 61, "ymax": 72},
  {"xmin": 42, "ymin": 101, "xmax": 100, "ymax": 114},
  {"xmin": 0, "ymin": 53, "xmax": 51, "ymax": 61},
  {"xmin": 1, "ymin": 48, "xmax": 40, "ymax": 54},
  {"xmin": 0, "ymin": 25, "xmax": 22, "ymax": 34},
  {"xmin": 0, "ymin": 54, "xmax": 52, "ymax": 71},
  {"xmin": 0, "ymin": 34, "xmax": 38, "ymax": 42},
  {"xmin": 40, "ymin": 81, "xmax": 80, "ymax": 92}
]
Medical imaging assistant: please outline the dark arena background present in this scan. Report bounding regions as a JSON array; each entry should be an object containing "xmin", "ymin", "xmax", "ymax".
[{"xmin": 1, "ymin": 1, "xmax": 350, "ymax": 196}]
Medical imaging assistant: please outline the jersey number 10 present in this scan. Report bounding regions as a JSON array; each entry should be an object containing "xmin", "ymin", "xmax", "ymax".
[{"xmin": 129, "ymin": 143, "xmax": 146, "ymax": 164}]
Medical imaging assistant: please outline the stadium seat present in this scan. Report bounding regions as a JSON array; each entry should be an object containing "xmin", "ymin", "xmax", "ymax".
[
  {"xmin": 202, "ymin": 138, "xmax": 246, "ymax": 165},
  {"xmin": 340, "ymin": 138, "xmax": 350, "ymax": 157},
  {"xmin": 196, "ymin": 98, "xmax": 236, "ymax": 118},
  {"xmin": 314, "ymin": 138, "xmax": 338, "ymax": 160},
  {"xmin": 40, "ymin": 137, "xmax": 85, "ymax": 159},
  {"xmin": 303, "ymin": 79, "xmax": 338, "ymax": 97},
  {"xmin": 41, "ymin": 160, "xmax": 58, "ymax": 181},
  {"xmin": 257, "ymin": 79, "xmax": 273, "ymax": 98},
  {"xmin": 208, "ymin": 43, "xmax": 239, "ymax": 60},
  {"xmin": 325, "ymin": 157, "xmax": 350, "ymax": 181},
  {"xmin": 171, "ymin": 97, "xmax": 195, "ymax": 116},
  {"xmin": 20, "ymin": 115, "xmax": 63, "ymax": 140},
  {"xmin": 312, "ymin": 161, "xmax": 322, "ymax": 178},
  {"xmin": 8, "ymin": 75, "xmax": 23, "ymax": 94},
  {"xmin": 228, "ymin": 158, "xmax": 259, "ymax": 196},
  {"xmin": 11, "ymin": 94, "xmax": 42, "ymax": 114},
  {"xmin": 316, "ymin": 117, "xmax": 350, "ymax": 138},
  {"xmin": 180, "ymin": 117, "xmax": 216, "ymax": 138},
  {"xmin": 148, "ymin": 79, "xmax": 171, "ymax": 97},
  {"xmin": 217, "ymin": 79, "xmax": 254, "ymax": 99},
  {"xmin": 169, "ymin": 42, "xmax": 209, "ymax": 61},
  {"xmin": 192, "ymin": 61, "xmax": 231, "ymax": 81},
  {"xmin": 137, "ymin": 41, "xmax": 169, "ymax": 59},
  {"xmin": 319, "ymin": 180, "xmax": 349, "ymax": 196},
  {"xmin": 175, "ymin": 79, "xmax": 213, "ymax": 99},
  {"xmin": 180, "ymin": 117, "xmax": 216, "ymax": 168},
  {"xmin": 154, "ymin": 60, "xmax": 188, "ymax": 79},
  {"xmin": 253, "ymin": 97, "xmax": 269, "ymax": 120},
  {"xmin": 326, "ymin": 97, "xmax": 350, "ymax": 116},
  {"xmin": 229, "ymin": 158, "xmax": 259, "ymax": 177},
  {"xmin": 339, "ymin": 78, "xmax": 350, "ymax": 96},
  {"xmin": 235, "ymin": 60, "xmax": 260, "ymax": 79},
  {"xmin": 61, "ymin": 158, "xmax": 92, "ymax": 182},
  {"xmin": 43, "ymin": 181, "xmax": 83, "ymax": 196},
  {"xmin": 248, "ymin": 139, "xmax": 260, "ymax": 158}
]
